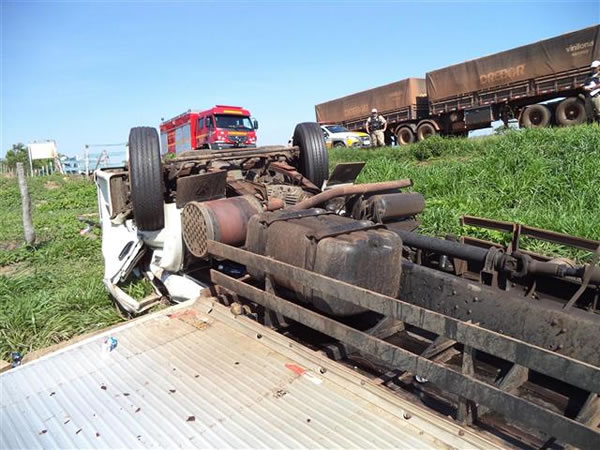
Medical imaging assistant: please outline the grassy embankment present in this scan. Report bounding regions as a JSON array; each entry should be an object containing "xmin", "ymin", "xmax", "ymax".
[
  {"xmin": 0, "ymin": 175, "xmax": 148, "ymax": 361},
  {"xmin": 0, "ymin": 124, "xmax": 598, "ymax": 361},
  {"xmin": 330, "ymin": 124, "xmax": 600, "ymax": 259}
]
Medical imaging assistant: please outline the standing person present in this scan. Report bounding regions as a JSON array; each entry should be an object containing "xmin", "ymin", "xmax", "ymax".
[
  {"xmin": 365, "ymin": 108, "xmax": 387, "ymax": 147},
  {"xmin": 583, "ymin": 60, "xmax": 600, "ymax": 123}
]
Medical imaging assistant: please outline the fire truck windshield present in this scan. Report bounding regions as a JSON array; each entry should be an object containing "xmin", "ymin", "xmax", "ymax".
[{"xmin": 215, "ymin": 114, "xmax": 254, "ymax": 130}]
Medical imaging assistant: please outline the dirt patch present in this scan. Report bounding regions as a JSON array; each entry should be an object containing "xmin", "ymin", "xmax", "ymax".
[
  {"xmin": 0, "ymin": 241, "xmax": 19, "ymax": 251},
  {"xmin": 44, "ymin": 181, "xmax": 60, "ymax": 190},
  {"xmin": 0, "ymin": 262, "xmax": 33, "ymax": 277}
]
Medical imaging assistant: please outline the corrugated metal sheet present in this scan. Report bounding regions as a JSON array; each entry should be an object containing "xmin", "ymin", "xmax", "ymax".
[{"xmin": 0, "ymin": 299, "xmax": 502, "ymax": 449}]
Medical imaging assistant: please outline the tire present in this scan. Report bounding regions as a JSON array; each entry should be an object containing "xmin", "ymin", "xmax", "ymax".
[
  {"xmin": 520, "ymin": 104, "xmax": 551, "ymax": 128},
  {"xmin": 333, "ymin": 141, "xmax": 346, "ymax": 148},
  {"xmin": 416, "ymin": 122, "xmax": 437, "ymax": 141},
  {"xmin": 293, "ymin": 122, "xmax": 329, "ymax": 188},
  {"xmin": 128, "ymin": 127, "xmax": 164, "ymax": 231},
  {"xmin": 555, "ymin": 97, "xmax": 587, "ymax": 126},
  {"xmin": 395, "ymin": 126, "xmax": 415, "ymax": 145}
]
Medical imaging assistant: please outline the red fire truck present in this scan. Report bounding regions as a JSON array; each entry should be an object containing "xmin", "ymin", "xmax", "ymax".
[{"xmin": 160, "ymin": 105, "xmax": 258, "ymax": 153}]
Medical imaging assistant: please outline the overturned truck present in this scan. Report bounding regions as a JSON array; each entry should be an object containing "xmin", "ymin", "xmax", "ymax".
[{"xmin": 92, "ymin": 124, "xmax": 600, "ymax": 448}]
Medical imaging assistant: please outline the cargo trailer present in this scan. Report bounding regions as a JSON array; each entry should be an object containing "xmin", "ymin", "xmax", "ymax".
[
  {"xmin": 316, "ymin": 25, "xmax": 600, "ymax": 145},
  {"xmin": 315, "ymin": 78, "xmax": 428, "ymax": 145}
]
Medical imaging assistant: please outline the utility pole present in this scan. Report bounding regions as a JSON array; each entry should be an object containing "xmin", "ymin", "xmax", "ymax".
[
  {"xmin": 16, "ymin": 162, "xmax": 35, "ymax": 246},
  {"xmin": 85, "ymin": 145, "xmax": 90, "ymax": 175}
]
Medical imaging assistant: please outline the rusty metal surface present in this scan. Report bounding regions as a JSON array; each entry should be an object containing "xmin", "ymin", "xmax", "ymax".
[
  {"xmin": 265, "ymin": 185, "xmax": 311, "ymax": 207},
  {"xmin": 175, "ymin": 171, "xmax": 227, "ymax": 208},
  {"xmin": 108, "ymin": 175, "xmax": 128, "ymax": 219},
  {"xmin": 182, "ymin": 196, "xmax": 262, "ymax": 258},
  {"xmin": 325, "ymin": 162, "xmax": 366, "ymax": 187},
  {"xmin": 291, "ymin": 179, "xmax": 412, "ymax": 211},
  {"xmin": 245, "ymin": 212, "xmax": 403, "ymax": 316},
  {"xmin": 461, "ymin": 215, "xmax": 600, "ymax": 253},
  {"xmin": 361, "ymin": 192, "xmax": 425, "ymax": 222},
  {"xmin": 399, "ymin": 261, "xmax": 600, "ymax": 366},
  {"xmin": 211, "ymin": 269, "xmax": 600, "ymax": 449},
  {"xmin": 207, "ymin": 241, "xmax": 600, "ymax": 392},
  {"xmin": 170, "ymin": 145, "xmax": 296, "ymax": 163},
  {"xmin": 0, "ymin": 299, "xmax": 500, "ymax": 449}
]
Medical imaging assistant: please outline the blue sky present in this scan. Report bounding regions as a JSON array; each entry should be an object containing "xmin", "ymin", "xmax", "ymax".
[{"xmin": 1, "ymin": 1, "xmax": 598, "ymax": 157}]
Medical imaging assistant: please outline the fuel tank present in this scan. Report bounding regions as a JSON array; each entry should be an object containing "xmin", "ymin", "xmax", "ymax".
[{"xmin": 245, "ymin": 209, "xmax": 403, "ymax": 316}]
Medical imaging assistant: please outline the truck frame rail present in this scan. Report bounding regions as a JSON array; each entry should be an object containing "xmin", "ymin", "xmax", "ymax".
[{"xmin": 208, "ymin": 240, "xmax": 600, "ymax": 449}]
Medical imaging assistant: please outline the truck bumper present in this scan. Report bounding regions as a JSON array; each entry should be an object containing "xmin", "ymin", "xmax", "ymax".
[{"xmin": 211, "ymin": 143, "xmax": 257, "ymax": 150}]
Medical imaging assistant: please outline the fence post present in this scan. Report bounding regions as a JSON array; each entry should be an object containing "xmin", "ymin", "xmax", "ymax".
[{"xmin": 16, "ymin": 162, "xmax": 36, "ymax": 246}]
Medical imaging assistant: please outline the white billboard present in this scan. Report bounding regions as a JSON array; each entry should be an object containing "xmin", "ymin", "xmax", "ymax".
[{"xmin": 29, "ymin": 141, "xmax": 57, "ymax": 160}]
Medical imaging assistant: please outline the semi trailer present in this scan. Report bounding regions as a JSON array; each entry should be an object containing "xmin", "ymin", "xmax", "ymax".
[
  {"xmin": 2, "ymin": 122, "xmax": 600, "ymax": 448},
  {"xmin": 316, "ymin": 25, "xmax": 600, "ymax": 145}
]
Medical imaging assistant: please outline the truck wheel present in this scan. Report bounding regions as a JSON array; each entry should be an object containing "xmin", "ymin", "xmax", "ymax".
[
  {"xmin": 293, "ymin": 122, "xmax": 329, "ymax": 188},
  {"xmin": 396, "ymin": 126, "xmax": 415, "ymax": 145},
  {"xmin": 555, "ymin": 97, "xmax": 586, "ymax": 126},
  {"xmin": 128, "ymin": 127, "xmax": 165, "ymax": 231},
  {"xmin": 520, "ymin": 105, "xmax": 551, "ymax": 128},
  {"xmin": 416, "ymin": 123, "xmax": 436, "ymax": 141}
]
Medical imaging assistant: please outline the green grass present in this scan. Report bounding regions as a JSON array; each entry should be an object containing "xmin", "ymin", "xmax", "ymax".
[
  {"xmin": 0, "ymin": 174, "xmax": 125, "ymax": 361},
  {"xmin": 330, "ymin": 124, "xmax": 600, "ymax": 260}
]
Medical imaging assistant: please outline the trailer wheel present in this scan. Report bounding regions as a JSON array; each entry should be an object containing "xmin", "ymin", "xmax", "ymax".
[
  {"xmin": 520, "ymin": 104, "xmax": 551, "ymax": 128},
  {"xmin": 396, "ymin": 126, "xmax": 415, "ymax": 145},
  {"xmin": 555, "ymin": 97, "xmax": 586, "ymax": 126},
  {"xmin": 293, "ymin": 122, "xmax": 329, "ymax": 188},
  {"xmin": 128, "ymin": 127, "xmax": 165, "ymax": 231},
  {"xmin": 416, "ymin": 123, "xmax": 437, "ymax": 141}
]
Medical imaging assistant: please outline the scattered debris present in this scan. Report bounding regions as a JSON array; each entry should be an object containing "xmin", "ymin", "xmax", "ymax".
[
  {"xmin": 169, "ymin": 389, "xmax": 176, "ymax": 394},
  {"xmin": 186, "ymin": 416, "xmax": 196, "ymax": 422},
  {"xmin": 100, "ymin": 385, "xmax": 107, "ymax": 391},
  {"xmin": 123, "ymin": 392, "xmax": 130, "ymax": 396},
  {"xmin": 39, "ymin": 429, "xmax": 47, "ymax": 435},
  {"xmin": 102, "ymin": 337, "xmax": 118, "ymax": 353},
  {"xmin": 274, "ymin": 389, "xmax": 288, "ymax": 399},
  {"xmin": 10, "ymin": 352, "xmax": 22, "ymax": 368},
  {"xmin": 76, "ymin": 429, "xmax": 82, "ymax": 435},
  {"xmin": 135, "ymin": 407, "xmax": 141, "ymax": 413},
  {"xmin": 285, "ymin": 363, "xmax": 306, "ymax": 376},
  {"xmin": 49, "ymin": 392, "xmax": 55, "ymax": 397},
  {"xmin": 79, "ymin": 225, "xmax": 92, "ymax": 236}
]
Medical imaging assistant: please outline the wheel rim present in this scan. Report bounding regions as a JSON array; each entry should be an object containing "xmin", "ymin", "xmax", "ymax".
[
  {"xmin": 421, "ymin": 127, "xmax": 434, "ymax": 139},
  {"xmin": 399, "ymin": 130, "xmax": 411, "ymax": 144},
  {"xmin": 565, "ymin": 105, "xmax": 581, "ymax": 120},
  {"xmin": 530, "ymin": 111, "xmax": 543, "ymax": 125}
]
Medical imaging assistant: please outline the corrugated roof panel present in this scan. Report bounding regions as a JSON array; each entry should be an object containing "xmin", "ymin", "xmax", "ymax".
[{"xmin": 0, "ymin": 299, "xmax": 502, "ymax": 449}]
